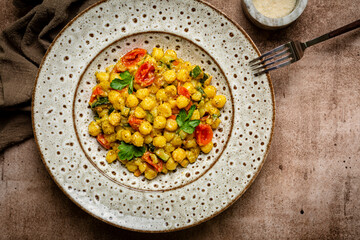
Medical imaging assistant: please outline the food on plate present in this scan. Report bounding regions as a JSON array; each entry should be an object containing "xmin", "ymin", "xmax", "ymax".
[{"xmin": 88, "ymin": 47, "xmax": 226, "ymax": 179}]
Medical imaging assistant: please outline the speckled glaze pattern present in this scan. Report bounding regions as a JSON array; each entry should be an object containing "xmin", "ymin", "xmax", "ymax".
[
  {"xmin": 242, "ymin": 0, "xmax": 308, "ymax": 30},
  {"xmin": 32, "ymin": 0, "xmax": 274, "ymax": 232},
  {"xmin": 74, "ymin": 32, "xmax": 234, "ymax": 191}
]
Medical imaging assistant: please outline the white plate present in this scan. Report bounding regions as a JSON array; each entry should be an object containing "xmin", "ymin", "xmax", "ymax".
[{"xmin": 32, "ymin": 0, "xmax": 274, "ymax": 232}]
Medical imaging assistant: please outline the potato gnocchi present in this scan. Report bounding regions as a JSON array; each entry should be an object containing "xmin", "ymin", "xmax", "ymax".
[{"xmin": 88, "ymin": 47, "xmax": 226, "ymax": 180}]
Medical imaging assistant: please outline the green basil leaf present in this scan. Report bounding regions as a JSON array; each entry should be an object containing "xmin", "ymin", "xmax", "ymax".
[
  {"xmin": 128, "ymin": 77, "xmax": 134, "ymax": 94},
  {"xmin": 181, "ymin": 122, "xmax": 195, "ymax": 134},
  {"xmin": 181, "ymin": 125, "xmax": 194, "ymax": 134},
  {"xmin": 188, "ymin": 120, "xmax": 200, "ymax": 128},
  {"xmin": 133, "ymin": 146, "xmax": 146, "ymax": 158},
  {"xmin": 186, "ymin": 105, "xmax": 196, "ymax": 121},
  {"xmin": 111, "ymin": 71, "xmax": 134, "ymax": 92},
  {"xmin": 91, "ymin": 97, "xmax": 109, "ymax": 108},
  {"xmin": 117, "ymin": 141, "xmax": 146, "ymax": 161},
  {"xmin": 119, "ymin": 71, "xmax": 133, "ymax": 81},
  {"xmin": 176, "ymin": 109, "xmax": 187, "ymax": 127},
  {"xmin": 190, "ymin": 66, "xmax": 202, "ymax": 78},
  {"xmin": 110, "ymin": 78, "xmax": 130, "ymax": 90}
]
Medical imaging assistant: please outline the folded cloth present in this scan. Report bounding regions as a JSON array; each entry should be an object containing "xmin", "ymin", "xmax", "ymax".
[{"xmin": 0, "ymin": 0, "xmax": 98, "ymax": 152}]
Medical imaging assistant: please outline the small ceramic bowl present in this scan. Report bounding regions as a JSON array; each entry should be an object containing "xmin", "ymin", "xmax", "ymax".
[{"xmin": 242, "ymin": 0, "xmax": 308, "ymax": 30}]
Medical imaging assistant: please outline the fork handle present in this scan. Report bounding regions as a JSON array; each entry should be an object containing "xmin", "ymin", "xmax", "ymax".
[{"xmin": 305, "ymin": 19, "xmax": 360, "ymax": 48}]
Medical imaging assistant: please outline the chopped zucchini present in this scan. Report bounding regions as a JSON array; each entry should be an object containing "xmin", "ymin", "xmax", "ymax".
[
  {"xmin": 160, "ymin": 54, "xmax": 175, "ymax": 65},
  {"xmin": 121, "ymin": 107, "xmax": 130, "ymax": 116},
  {"xmin": 155, "ymin": 148, "xmax": 170, "ymax": 161},
  {"xmin": 178, "ymin": 130, "xmax": 188, "ymax": 140},
  {"xmin": 145, "ymin": 111, "xmax": 154, "ymax": 123}
]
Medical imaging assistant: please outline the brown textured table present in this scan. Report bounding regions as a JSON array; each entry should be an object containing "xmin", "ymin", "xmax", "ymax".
[{"xmin": 1, "ymin": 0, "xmax": 359, "ymax": 239}]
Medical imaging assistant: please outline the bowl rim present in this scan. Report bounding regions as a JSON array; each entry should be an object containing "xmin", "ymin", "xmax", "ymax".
[{"xmin": 31, "ymin": 0, "xmax": 276, "ymax": 233}]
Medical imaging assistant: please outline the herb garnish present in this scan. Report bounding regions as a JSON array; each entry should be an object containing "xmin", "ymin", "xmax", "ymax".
[
  {"xmin": 108, "ymin": 106, "xmax": 115, "ymax": 115},
  {"xmin": 147, "ymin": 143, "xmax": 155, "ymax": 152},
  {"xmin": 212, "ymin": 113, "xmax": 221, "ymax": 120},
  {"xmin": 196, "ymin": 86, "xmax": 207, "ymax": 97},
  {"xmin": 200, "ymin": 73, "xmax": 209, "ymax": 85},
  {"xmin": 91, "ymin": 97, "xmax": 109, "ymax": 108},
  {"xmin": 117, "ymin": 141, "xmax": 146, "ymax": 161},
  {"xmin": 94, "ymin": 111, "xmax": 100, "ymax": 120},
  {"xmin": 110, "ymin": 71, "xmax": 134, "ymax": 94},
  {"xmin": 176, "ymin": 105, "xmax": 200, "ymax": 134},
  {"xmin": 190, "ymin": 65, "xmax": 202, "ymax": 78}
]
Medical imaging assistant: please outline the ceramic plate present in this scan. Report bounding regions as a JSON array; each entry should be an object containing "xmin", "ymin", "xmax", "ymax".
[{"xmin": 32, "ymin": 0, "xmax": 274, "ymax": 232}]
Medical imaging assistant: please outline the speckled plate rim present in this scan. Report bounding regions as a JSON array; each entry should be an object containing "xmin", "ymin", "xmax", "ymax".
[{"xmin": 31, "ymin": 0, "xmax": 275, "ymax": 233}]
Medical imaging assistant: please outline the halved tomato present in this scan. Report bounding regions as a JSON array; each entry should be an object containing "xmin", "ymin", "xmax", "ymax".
[
  {"xmin": 121, "ymin": 48, "xmax": 147, "ymax": 67},
  {"xmin": 135, "ymin": 62, "xmax": 155, "ymax": 87},
  {"xmin": 177, "ymin": 82, "xmax": 190, "ymax": 98},
  {"xmin": 142, "ymin": 152, "xmax": 164, "ymax": 172},
  {"xmin": 172, "ymin": 60, "xmax": 180, "ymax": 66},
  {"xmin": 89, "ymin": 86, "xmax": 104, "ymax": 103},
  {"xmin": 97, "ymin": 134, "xmax": 111, "ymax": 149},
  {"xmin": 128, "ymin": 115, "xmax": 143, "ymax": 131},
  {"xmin": 195, "ymin": 123, "xmax": 213, "ymax": 146}
]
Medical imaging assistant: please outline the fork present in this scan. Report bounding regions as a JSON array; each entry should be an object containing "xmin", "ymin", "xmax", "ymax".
[{"xmin": 250, "ymin": 19, "xmax": 360, "ymax": 76}]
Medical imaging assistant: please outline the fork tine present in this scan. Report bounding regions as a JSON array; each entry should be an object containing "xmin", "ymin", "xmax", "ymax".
[
  {"xmin": 251, "ymin": 55, "xmax": 292, "ymax": 72},
  {"xmin": 253, "ymin": 59, "xmax": 294, "ymax": 76},
  {"xmin": 250, "ymin": 49, "xmax": 291, "ymax": 68},
  {"xmin": 249, "ymin": 44, "xmax": 288, "ymax": 65}
]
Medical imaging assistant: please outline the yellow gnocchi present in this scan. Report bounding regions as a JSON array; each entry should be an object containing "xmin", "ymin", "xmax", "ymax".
[{"xmin": 88, "ymin": 48, "xmax": 226, "ymax": 180}]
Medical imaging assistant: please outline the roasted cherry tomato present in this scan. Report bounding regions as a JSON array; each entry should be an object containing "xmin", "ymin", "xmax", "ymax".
[
  {"xmin": 89, "ymin": 86, "xmax": 104, "ymax": 103},
  {"xmin": 172, "ymin": 60, "xmax": 180, "ymax": 66},
  {"xmin": 97, "ymin": 134, "xmax": 111, "ymax": 149},
  {"xmin": 142, "ymin": 152, "xmax": 164, "ymax": 172},
  {"xmin": 195, "ymin": 123, "xmax": 213, "ymax": 146},
  {"xmin": 169, "ymin": 115, "xmax": 177, "ymax": 120},
  {"xmin": 121, "ymin": 48, "xmax": 147, "ymax": 67},
  {"xmin": 177, "ymin": 82, "xmax": 190, "ymax": 98},
  {"xmin": 135, "ymin": 62, "xmax": 156, "ymax": 87},
  {"xmin": 128, "ymin": 115, "xmax": 143, "ymax": 131}
]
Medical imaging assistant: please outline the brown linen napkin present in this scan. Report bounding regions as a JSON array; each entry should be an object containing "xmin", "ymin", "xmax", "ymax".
[{"xmin": 0, "ymin": 0, "xmax": 98, "ymax": 152}]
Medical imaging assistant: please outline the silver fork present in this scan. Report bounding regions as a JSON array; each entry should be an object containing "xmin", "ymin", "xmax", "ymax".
[{"xmin": 250, "ymin": 19, "xmax": 360, "ymax": 76}]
